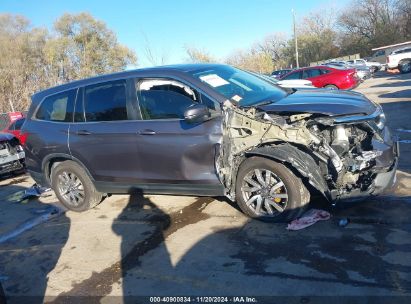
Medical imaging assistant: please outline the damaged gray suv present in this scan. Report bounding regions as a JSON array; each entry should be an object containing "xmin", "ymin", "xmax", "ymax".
[{"xmin": 22, "ymin": 64, "xmax": 398, "ymax": 221}]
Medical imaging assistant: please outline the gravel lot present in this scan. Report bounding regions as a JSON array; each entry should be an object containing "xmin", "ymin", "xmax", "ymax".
[{"xmin": 0, "ymin": 71, "xmax": 410, "ymax": 303}]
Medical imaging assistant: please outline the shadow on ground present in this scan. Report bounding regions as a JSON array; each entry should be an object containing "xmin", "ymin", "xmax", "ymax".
[
  {"xmin": 379, "ymin": 89, "xmax": 411, "ymax": 99},
  {"xmin": 46, "ymin": 188, "xmax": 411, "ymax": 300},
  {"xmin": 0, "ymin": 184, "xmax": 69, "ymax": 304}
]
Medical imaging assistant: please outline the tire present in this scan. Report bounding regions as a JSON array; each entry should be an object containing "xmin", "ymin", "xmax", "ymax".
[
  {"xmin": 399, "ymin": 60, "xmax": 411, "ymax": 74},
  {"xmin": 235, "ymin": 157, "xmax": 310, "ymax": 222},
  {"xmin": 51, "ymin": 160, "xmax": 103, "ymax": 212},
  {"xmin": 324, "ymin": 84, "xmax": 338, "ymax": 90}
]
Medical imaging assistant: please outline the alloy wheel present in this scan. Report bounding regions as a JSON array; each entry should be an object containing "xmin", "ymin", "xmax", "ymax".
[
  {"xmin": 241, "ymin": 169, "xmax": 288, "ymax": 217},
  {"xmin": 401, "ymin": 61, "xmax": 411, "ymax": 73},
  {"xmin": 56, "ymin": 171, "xmax": 85, "ymax": 207}
]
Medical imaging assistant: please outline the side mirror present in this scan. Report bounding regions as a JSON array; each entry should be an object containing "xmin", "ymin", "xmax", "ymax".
[{"xmin": 184, "ymin": 104, "xmax": 210, "ymax": 123}]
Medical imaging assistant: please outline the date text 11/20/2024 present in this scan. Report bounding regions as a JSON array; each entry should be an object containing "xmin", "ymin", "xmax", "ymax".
[{"xmin": 149, "ymin": 296, "xmax": 258, "ymax": 303}]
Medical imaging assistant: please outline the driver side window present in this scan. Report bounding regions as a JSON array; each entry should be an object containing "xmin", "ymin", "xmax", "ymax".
[{"xmin": 136, "ymin": 79, "xmax": 198, "ymax": 120}]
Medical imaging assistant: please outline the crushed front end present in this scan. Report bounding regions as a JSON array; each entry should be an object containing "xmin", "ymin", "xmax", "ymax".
[
  {"xmin": 217, "ymin": 100, "xmax": 399, "ymax": 203},
  {"xmin": 0, "ymin": 133, "xmax": 25, "ymax": 175}
]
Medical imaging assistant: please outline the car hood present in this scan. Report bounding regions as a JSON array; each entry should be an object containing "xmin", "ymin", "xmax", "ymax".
[{"xmin": 256, "ymin": 89, "xmax": 377, "ymax": 116}]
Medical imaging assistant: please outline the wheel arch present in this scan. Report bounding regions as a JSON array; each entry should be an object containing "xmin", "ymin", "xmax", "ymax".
[
  {"xmin": 244, "ymin": 143, "xmax": 331, "ymax": 201},
  {"xmin": 323, "ymin": 84, "xmax": 339, "ymax": 89},
  {"xmin": 42, "ymin": 153, "xmax": 95, "ymax": 185},
  {"xmin": 399, "ymin": 58, "xmax": 411, "ymax": 64}
]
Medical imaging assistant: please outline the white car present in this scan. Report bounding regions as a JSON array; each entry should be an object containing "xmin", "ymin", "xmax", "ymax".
[
  {"xmin": 249, "ymin": 71, "xmax": 315, "ymax": 89},
  {"xmin": 276, "ymin": 79, "xmax": 315, "ymax": 89},
  {"xmin": 346, "ymin": 59, "xmax": 382, "ymax": 72},
  {"xmin": 387, "ymin": 47, "xmax": 411, "ymax": 73}
]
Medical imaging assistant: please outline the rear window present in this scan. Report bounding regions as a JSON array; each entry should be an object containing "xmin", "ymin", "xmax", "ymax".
[{"xmin": 35, "ymin": 89, "xmax": 76, "ymax": 122}]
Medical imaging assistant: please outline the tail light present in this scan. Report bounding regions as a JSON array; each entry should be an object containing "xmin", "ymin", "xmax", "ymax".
[
  {"xmin": 386, "ymin": 56, "xmax": 390, "ymax": 63},
  {"xmin": 20, "ymin": 133, "xmax": 28, "ymax": 146},
  {"xmin": 19, "ymin": 131, "xmax": 29, "ymax": 146}
]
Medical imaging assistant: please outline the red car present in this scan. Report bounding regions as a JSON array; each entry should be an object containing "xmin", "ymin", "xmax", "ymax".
[
  {"xmin": 280, "ymin": 66, "xmax": 359, "ymax": 90},
  {"xmin": 3, "ymin": 117, "xmax": 27, "ymax": 145}
]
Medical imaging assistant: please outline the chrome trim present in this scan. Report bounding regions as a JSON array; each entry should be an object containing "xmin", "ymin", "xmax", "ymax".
[{"xmin": 333, "ymin": 107, "xmax": 383, "ymax": 124}]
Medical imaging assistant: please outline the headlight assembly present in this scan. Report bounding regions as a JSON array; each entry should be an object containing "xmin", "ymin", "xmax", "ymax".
[{"xmin": 376, "ymin": 112, "xmax": 386, "ymax": 130}]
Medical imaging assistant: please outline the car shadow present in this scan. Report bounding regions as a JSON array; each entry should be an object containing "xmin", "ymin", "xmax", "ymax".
[
  {"xmin": 379, "ymin": 89, "xmax": 411, "ymax": 99},
  {"xmin": 108, "ymin": 191, "xmax": 411, "ymax": 299},
  {"xmin": 371, "ymin": 80, "xmax": 411, "ymax": 88}
]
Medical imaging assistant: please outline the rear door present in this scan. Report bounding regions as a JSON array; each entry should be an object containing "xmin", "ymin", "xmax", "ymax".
[
  {"xmin": 281, "ymin": 70, "xmax": 302, "ymax": 80},
  {"xmin": 131, "ymin": 77, "xmax": 223, "ymax": 189},
  {"xmin": 303, "ymin": 68, "xmax": 326, "ymax": 87},
  {"xmin": 68, "ymin": 79, "xmax": 142, "ymax": 184}
]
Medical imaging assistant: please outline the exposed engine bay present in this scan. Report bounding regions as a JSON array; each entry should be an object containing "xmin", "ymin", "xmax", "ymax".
[{"xmin": 218, "ymin": 99, "xmax": 398, "ymax": 202}]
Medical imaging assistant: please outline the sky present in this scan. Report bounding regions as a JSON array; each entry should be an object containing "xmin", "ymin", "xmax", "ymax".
[{"xmin": 1, "ymin": 0, "xmax": 348, "ymax": 67}]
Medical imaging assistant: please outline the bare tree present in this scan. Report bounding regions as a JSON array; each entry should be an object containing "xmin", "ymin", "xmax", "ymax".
[
  {"xmin": 0, "ymin": 13, "xmax": 137, "ymax": 113},
  {"xmin": 142, "ymin": 32, "xmax": 169, "ymax": 66},
  {"xmin": 226, "ymin": 48, "xmax": 274, "ymax": 74},
  {"xmin": 185, "ymin": 46, "xmax": 216, "ymax": 63}
]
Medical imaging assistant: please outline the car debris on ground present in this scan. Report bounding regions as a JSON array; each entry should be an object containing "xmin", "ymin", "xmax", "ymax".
[{"xmin": 287, "ymin": 209, "xmax": 331, "ymax": 230}]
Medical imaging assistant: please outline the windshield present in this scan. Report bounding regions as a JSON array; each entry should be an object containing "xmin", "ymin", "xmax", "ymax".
[{"xmin": 190, "ymin": 65, "xmax": 287, "ymax": 107}]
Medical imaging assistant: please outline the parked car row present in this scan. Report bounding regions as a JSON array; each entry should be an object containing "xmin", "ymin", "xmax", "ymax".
[{"xmin": 278, "ymin": 65, "xmax": 360, "ymax": 90}]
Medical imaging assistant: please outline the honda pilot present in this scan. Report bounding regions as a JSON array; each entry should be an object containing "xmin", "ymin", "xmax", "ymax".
[{"xmin": 22, "ymin": 64, "xmax": 398, "ymax": 221}]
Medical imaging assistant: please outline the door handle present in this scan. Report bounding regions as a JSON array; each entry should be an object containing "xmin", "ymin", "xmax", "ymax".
[
  {"xmin": 76, "ymin": 130, "xmax": 92, "ymax": 136},
  {"xmin": 138, "ymin": 129, "xmax": 156, "ymax": 135}
]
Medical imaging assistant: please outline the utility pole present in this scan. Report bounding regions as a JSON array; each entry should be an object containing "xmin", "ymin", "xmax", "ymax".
[{"xmin": 292, "ymin": 9, "xmax": 299, "ymax": 68}]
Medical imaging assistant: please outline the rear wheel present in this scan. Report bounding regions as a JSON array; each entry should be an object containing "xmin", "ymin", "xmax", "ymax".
[
  {"xmin": 51, "ymin": 160, "xmax": 103, "ymax": 212},
  {"xmin": 235, "ymin": 157, "xmax": 310, "ymax": 222},
  {"xmin": 399, "ymin": 60, "xmax": 411, "ymax": 74},
  {"xmin": 324, "ymin": 84, "xmax": 338, "ymax": 90}
]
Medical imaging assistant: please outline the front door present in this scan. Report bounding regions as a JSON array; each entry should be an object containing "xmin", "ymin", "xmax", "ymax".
[{"xmin": 132, "ymin": 77, "xmax": 223, "ymax": 191}]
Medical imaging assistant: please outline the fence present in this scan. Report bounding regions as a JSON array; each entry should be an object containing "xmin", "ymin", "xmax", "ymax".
[{"xmin": 310, "ymin": 53, "xmax": 361, "ymax": 66}]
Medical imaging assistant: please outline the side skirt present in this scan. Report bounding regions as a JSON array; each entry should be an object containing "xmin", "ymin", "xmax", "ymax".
[{"xmin": 94, "ymin": 182, "xmax": 226, "ymax": 197}]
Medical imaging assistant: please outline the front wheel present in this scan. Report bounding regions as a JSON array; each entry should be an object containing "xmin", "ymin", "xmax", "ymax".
[
  {"xmin": 235, "ymin": 157, "xmax": 310, "ymax": 222},
  {"xmin": 399, "ymin": 60, "xmax": 411, "ymax": 74},
  {"xmin": 51, "ymin": 160, "xmax": 103, "ymax": 212}
]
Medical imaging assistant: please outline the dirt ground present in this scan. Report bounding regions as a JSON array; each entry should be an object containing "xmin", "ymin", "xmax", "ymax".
[{"xmin": 0, "ymin": 72, "xmax": 410, "ymax": 304}]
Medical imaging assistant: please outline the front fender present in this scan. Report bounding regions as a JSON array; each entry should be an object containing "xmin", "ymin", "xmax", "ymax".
[{"xmin": 246, "ymin": 143, "xmax": 331, "ymax": 201}]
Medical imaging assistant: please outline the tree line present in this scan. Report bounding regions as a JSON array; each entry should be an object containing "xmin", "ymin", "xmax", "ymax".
[
  {"xmin": 1, "ymin": 0, "xmax": 410, "ymax": 113},
  {"xmin": 0, "ymin": 13, "xmax": 136, "ymax": 113},
  {"xmin": 187, "ymin": 0, "xmax": 411, "ymax": 73}
]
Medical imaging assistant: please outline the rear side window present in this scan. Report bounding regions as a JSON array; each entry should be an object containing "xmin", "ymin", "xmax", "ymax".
[
  {"xmin": 303, "ymin": 69, "xmax": 322, "ymax": 78},
  {"xmin": 136, "ymin": 79, "xmax": 197, "ymax": 120},
  {"xmin": 35, "ymin": 89, "xmax": 76, "ymax": 122},
  {"xmin": 84, "ymin": 80, "xmax": 127, "ymax": 122},
  {"xmin": 282, "ymin": 71, "xmax": 301, "ymax": 80}
]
